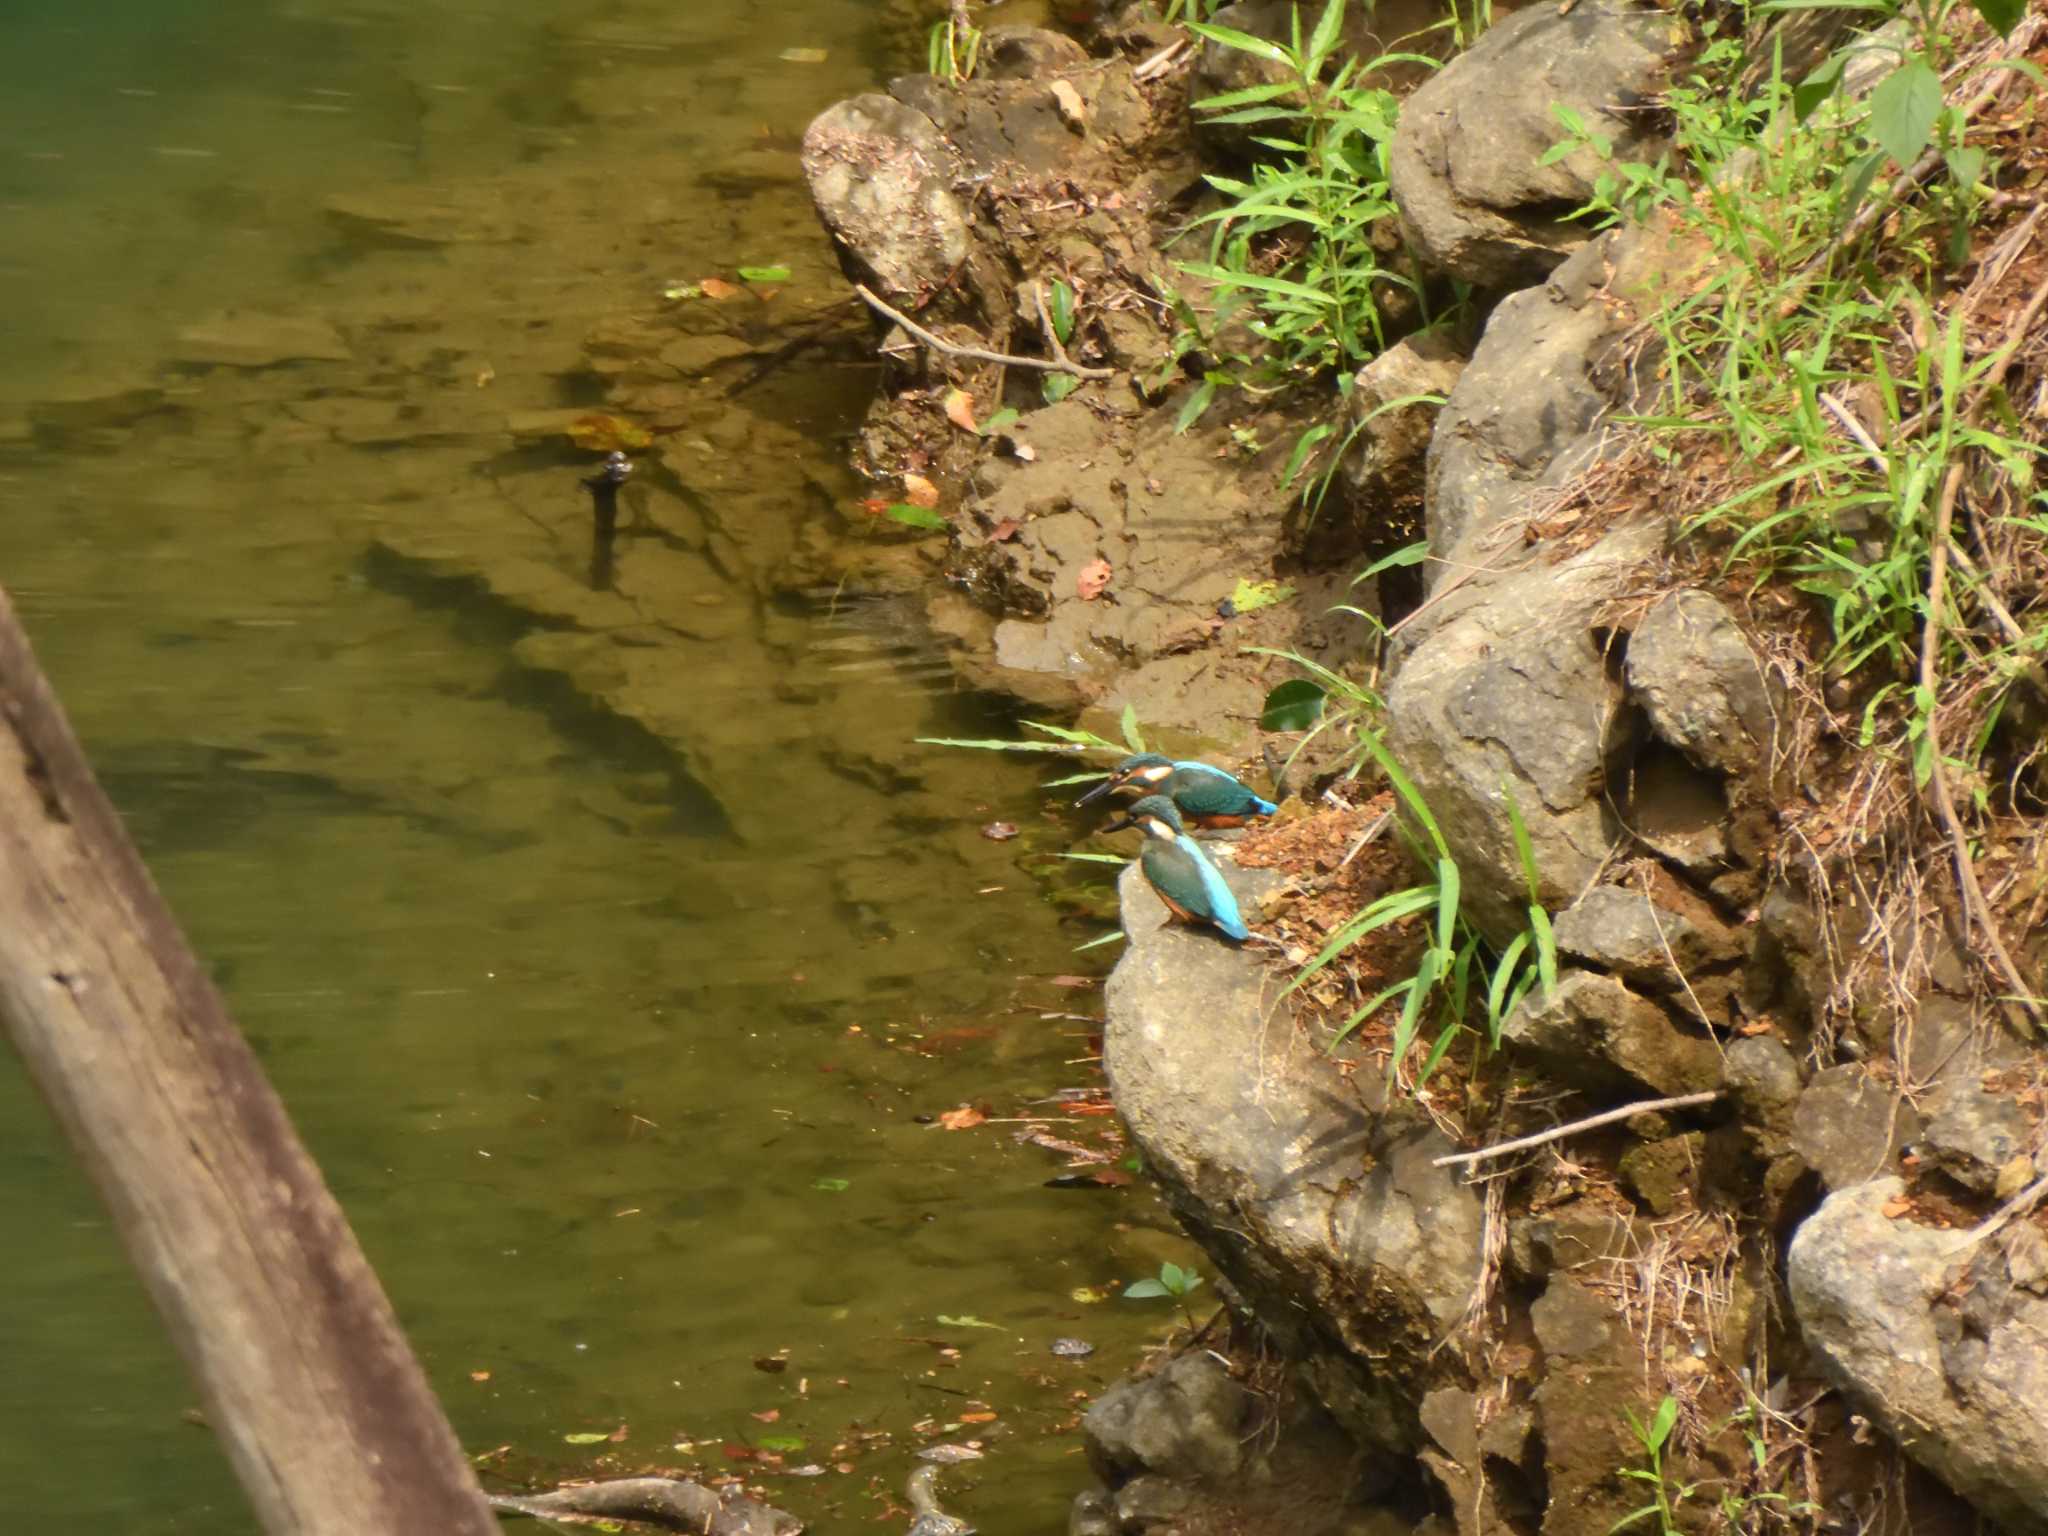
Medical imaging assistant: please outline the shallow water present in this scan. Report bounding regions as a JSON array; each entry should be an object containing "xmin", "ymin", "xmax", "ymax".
[{"xmin": 0, "ymin": 3, "xmax": 1186, "ymax": 1531}]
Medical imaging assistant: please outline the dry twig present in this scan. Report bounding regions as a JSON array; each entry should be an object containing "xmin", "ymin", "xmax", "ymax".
[
  {"xmin": 1435, "ymin": 1091, "xmax": 1722, "ymax": 1168},
  {"xmin": 854, "ymin": 283, "xmax": 1114, "ymax": 379}
]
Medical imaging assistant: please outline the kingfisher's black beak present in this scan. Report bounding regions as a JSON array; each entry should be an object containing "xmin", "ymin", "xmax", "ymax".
[
  {"xmin": 1074, "ymin": 774, "xmax": 1122, "ymax": 808},
  {"xmin": 1098, "ymin": 811, "xmax": 1137, "ymax": 834}
]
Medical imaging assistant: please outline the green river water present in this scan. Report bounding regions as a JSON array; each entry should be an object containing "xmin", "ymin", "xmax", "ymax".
[{"xmin": 0, "ymin": 3, "xmax": 1189, "ymax": 1530}]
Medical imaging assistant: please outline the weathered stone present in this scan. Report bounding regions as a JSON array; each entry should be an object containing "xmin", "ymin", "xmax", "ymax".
[
  {"xmin": 1104, "ymin": 860, "xmax": 1484, "ymax": 1453},
  {"xmin": 1112, "ymin": 1475, "xmax": 1197, "ymax": 1530},
  {"xmin": 324, "ymin": 186, "xmax": 519, "ymax": 244},
  {"xmin": 1553, "ymin": 884, "xmax": 1742, "ymax": 991},
  {"xmin": 1500, "ymin": 969, "xmax": 1723, "ymax": 1098},
  {"xmin": 1791, "ymin": 1065, "xmax": 1920, "ymax": 1192},
  {"xmin": 1625, "ymin": 590, "xmax": 1781, "ymax": 776},
  {"xmin": 979, "ymin": 25, "xmax": 1088, "ymax": 79},
  {"xmin": 27, "ymin": 380, "xmax": 169, "ymax": 432},
  {"xmin": 1384, "ymin": 521, "xmax": 1662, "ymax": 939},
  {"xmin": 173, "ymin": 311, "xmax": 353, "ymax": 368},
  {"xmin": 1084, "ymin": 1352, "xmax": 1253, "ymax": 1485},
  {"xmin": 1387, "ymin": 0, "xmax": 1687, "ymax": 286},
  {"xmin": 1790, "ymin": 1179, "xmax": 2048, "ymax": 1534},
  {"xmin": 1338, "ymin": 332, "xmax": 1465, "ymax": 510},
  {"xmin": 1922, "ymin": 1086, "xmax": 2031, "ymax": 1195},
  {"xmin": 801, "ymin": 95, "xmax": 970, "ymax": 299},
  {"xmin": 1068, "ymin": 1489, "xmax": 1117, "ymax": 1536},
  {"xmin": 1723, "ymin": 1035, "xmax": 1803, "ymax": 1126}
]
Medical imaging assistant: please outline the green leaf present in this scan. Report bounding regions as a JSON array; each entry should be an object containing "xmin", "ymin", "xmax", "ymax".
[
  {"xmin": 885, "ymin": 503, "xmax": 950, "ymax": 531},
  {"xmin": 1183, "ymin": 20, "xmax": 1291, "ymax": 65},
  {"xmin": 1042, "ymin": 372, "xmax": 1079, "ymax": 405},
  {"xmin": 813, "ymin": 1177, "xmax": 850, "ymax": 1192},
  {"xmin": 1647, "ymin": 1395, "xmax": 1679, "ymax": 1453},
  {"xmin": 1261, "ymin": 678, "xmax": 1326, "ymax": 731},
  {"xmin": 737, "ymin": 264, "xmax": 793, "ymax": 283},
  {"xmin": 563, "ymin": 1432, "xmax": 612, "ymax": 1445},
  {"xmin": 1946, "ymin": 146, "xmax": 1985, "ymax": 193},
  {"xmin": 1175, "ymin": 376, "xmax": 1218, "ymax": 434},
  {"xmin": 979, "ymin": 406, "xmax": 1021, "ymax": 436},
  {"xmin": 937, "ymin": 1314, "xmax": 1004, "ymax": 1329},
  {"xmin": 1306, "ymin": 0, "xmax": 1347, "ymax": 70},
  {"xmin": 1050, "ymin": 279, "xmax": 1075, "ymax": 345},
  {"xmin": 757, "ymin": 1435, "xmax": 806, "ymax": 1453},
  {"xmin": 1120, "ymin": 702, "xmax": 1146, "ymax": 752},
  {"xmin": 1971, "ymin": 0, "xmax": 2024, "ymax": 35},
  {"xmin": 1502, "ymin": 782, "xmax": 1541, "ymax": 904},
  {"xmin": 1869, "ymin": 59, "xmax": 1941, "ymax": 167},
  {"xmin": 1229, "ymin": 577, "xmax": 1296, "ymax": 614},
  {"xmin": 1061, "ymin": 851, "xmax": 1130, "ymax": 864},
  {"xmin": 1122, "ymin": 1279, "xmax": 1171, "ymax": 1299},
  {"xmin": 1073, "ymin": 929, "xmax": 1126, "ymax": 951}
]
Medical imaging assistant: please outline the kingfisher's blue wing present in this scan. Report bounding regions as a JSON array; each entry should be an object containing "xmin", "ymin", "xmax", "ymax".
[{"xmin": 1174, "ymin": 832, "xmax": 1249, "ymax": 940}]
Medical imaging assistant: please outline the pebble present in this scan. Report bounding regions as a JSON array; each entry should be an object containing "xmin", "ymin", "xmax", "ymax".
[{"xmin": 1049, "ymin": 1337, "xmax": 1094, "ymax": 1358}]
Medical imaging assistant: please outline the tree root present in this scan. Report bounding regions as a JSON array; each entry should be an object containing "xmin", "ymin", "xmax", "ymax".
[{"xmin": 486, "ymin": 1477, "xmax": 800, "ymax": 1536}]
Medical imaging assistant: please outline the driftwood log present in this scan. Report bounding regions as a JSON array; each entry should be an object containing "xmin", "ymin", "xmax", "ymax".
[{"xmin": 0, "ymin": 588, "xmax": 498, "ymax": 1536}]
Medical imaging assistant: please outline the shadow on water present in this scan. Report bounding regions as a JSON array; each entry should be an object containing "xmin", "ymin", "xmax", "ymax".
[{"xmin": 0, "ymin": 3, "xmax": 1182, "ymax": 1534}]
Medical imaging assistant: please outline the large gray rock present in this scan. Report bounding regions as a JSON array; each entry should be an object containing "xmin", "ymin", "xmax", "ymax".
[
  {"xmin": 1103, "ymin": 860, "xmax": 1484, "ymax": 1452},
  {"xmin": 1387, "ymin": 0, "xmax": 1687, "ymax": 287},
  {"xmin": 1423, "ymin": 216, "xmax": 1690, "ymax": 575},
  {"xmin": 1339, "ymin": 331, "xmax": 1466, "ymax": 510},
  {"xmin": 1500, "ymin": 969, "xmax": 1723, "ymax": 1098},
  {"xmin": 1790, "ymin": 1179, "xmax": 2048, "ymax": 1534},
  {"xmin": 1792, "ymin": 1065, "xmax": 1920, "ymax": 1192},
  {"xmin": 1383, "ymin": 519, "xmax": 1662, "ymax": 938},
  {"xmin": 1552, "ymin": 883, "xmax": 1742, "ymax": 991},
  {"xmin": 1625, "ymin": 590, "xmax": 1782, "ymax": 776},
  {"xmin": 1085, "ymin": 1352, "xmax": 1253, "ymax": 1485},
  {"xmin": 801, "ymin": 94, "xmax": 970, "ymax": 299},
  {"xmin": 1922, "ymin": 1086, "xmax": 2032, "ymax": 1195}
]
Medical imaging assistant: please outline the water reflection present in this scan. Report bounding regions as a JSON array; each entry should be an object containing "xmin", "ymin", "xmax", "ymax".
[{"xmin": 0, "ymin": 3, "xmax": 1173, "ymax": 1533}]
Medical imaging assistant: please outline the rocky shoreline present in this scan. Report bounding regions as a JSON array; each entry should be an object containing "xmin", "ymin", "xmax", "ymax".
[{"xmin": 798, "ymin": 5, "xmax": 2048, "ymax": 1534}]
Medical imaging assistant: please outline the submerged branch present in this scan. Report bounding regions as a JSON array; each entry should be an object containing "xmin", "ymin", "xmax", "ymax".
[{"xmin": 487, "ymin": 1478, "xmax": 799, "ymax": 1536}]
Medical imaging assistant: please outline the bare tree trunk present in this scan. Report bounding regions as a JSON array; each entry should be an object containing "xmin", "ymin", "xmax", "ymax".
[{"xmin": 0, "ymin": 588, "xmax": 498, "ymax": 1536}]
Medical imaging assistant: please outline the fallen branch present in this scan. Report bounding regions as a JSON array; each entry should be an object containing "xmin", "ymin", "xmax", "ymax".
[
  {"xmin": 486, "ymin": 1478, "xmax": 797, "ymax": 1536},
  {"xmin": 853, "ymin": 283, "xmax": 1114, "ymax": 379},
  {"xmin": 1434, "ymin": 1091, "xmax": 1722, "ymax": 1169},
  {"xmin": 1917, "ymin": 461, "xmax": 2042, "ymax": 1036}
]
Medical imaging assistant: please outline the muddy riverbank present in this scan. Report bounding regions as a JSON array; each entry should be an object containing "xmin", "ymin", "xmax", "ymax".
[{"xmin": 795, "ymin": 4, "xmax": 2048, "ymax": 1534}]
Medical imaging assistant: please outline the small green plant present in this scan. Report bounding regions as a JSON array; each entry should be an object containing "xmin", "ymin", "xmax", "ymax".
[
  {"xmin": 927, "ymin": 9, "xmax": 984, "ymax": 83},
  {"xmin": 1613, "ymin": 1396, "xmax": 1696, "ymax": 1535},
  {"xmin": 1176, "ymin": 0, "xmax": 1431, "ymax": 403},
  {"xmin": 1123, "ymin": 1260, "xmax": 1205, "ymax": 1329}
]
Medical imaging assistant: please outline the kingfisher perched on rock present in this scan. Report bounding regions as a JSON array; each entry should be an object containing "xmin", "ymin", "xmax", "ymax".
[
  {"xmin": 1075, "ymin": 752, "xmax": 1278, "ymax": 828},
  {"xmin": 1101, "ymin": 796, "xmax": 1250, "ymax": 942}
]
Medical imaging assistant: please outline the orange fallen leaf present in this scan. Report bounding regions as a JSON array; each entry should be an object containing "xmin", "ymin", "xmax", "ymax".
[
  {"xmin": 858, "ymin": 496, "xmax": 892, "ymax": 516},
  {"xmin": 1076, "ymin": 558, "xmax": 1112, "ymax": 600},
  {"xmin": 567, "ymin": 413, "xmax": 652, "ymax": 453},
  {"xmin": 938, "ymin": 1105, "xmax": 987, "ymax": 1131},
  {"xmin": 469, "ymin": 1370, "xmax": 492, "ymax": 1382},
  {"xmin": 960, "ymin": 1411, "xmax": 998, "ymax": 1424},
  {"xmin": 902, "ymin": 473, "xmax": 940, "ymax": 508},
  {"xmin": 608, "ymin": 1424, "xmax": 630, "ymax": 1442},
  {"xmin": 751, "ymin": 1409, "xmax": 781, "ymax": 1423},
  {"xmin": 699, "ymin": 277, "xmax": 743, "ymax": 300},
  {"xmin": 1881, "ymin": 1195, "xmax": 1913, "ymax": 1220},
  {"xmin": 988, "ymin": 518, "xmax": 1020, "ymax": 542},
  {"xmin": 943, "ymin": 388, "xmax": 978, "ymax": 433}
]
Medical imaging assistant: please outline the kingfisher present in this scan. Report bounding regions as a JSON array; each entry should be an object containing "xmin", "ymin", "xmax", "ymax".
[
  {"xmin": 1075, "ymin": 752, "xmax": 1278, "ymax": 828},
  {"xmin": 1101, "ymin": 796, "xmax": 1251, "ymax": 941}
]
